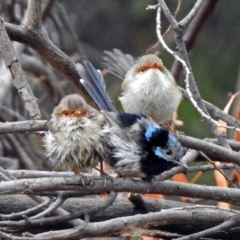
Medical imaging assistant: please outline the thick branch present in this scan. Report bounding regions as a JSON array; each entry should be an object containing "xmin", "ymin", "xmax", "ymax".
[{"xmin": 1, "ymin": 176, "xmax": 240, "ymax": 203}]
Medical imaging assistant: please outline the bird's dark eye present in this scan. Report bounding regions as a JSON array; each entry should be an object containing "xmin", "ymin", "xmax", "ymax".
[
  {"xmin": 60, "ymin": 110, "xmax": 69, "ymax": 116},
  {"xmin": 166, "ymin": 149, "xmax": 172, "ymax": 155},
  {"xmin": 141, "ymin": 67, "xmax": 145, "ymax": 72}
]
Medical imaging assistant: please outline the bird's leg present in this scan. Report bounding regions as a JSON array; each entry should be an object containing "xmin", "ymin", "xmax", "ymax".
[
  {"xmin": 171, "ymin": 111, "xmax": 184, "ymax": 129},
  {"xmin": 100, "ymin": 160, "xmax": 104, "ymax": 175},
  {"xmin": 71, "ymin": 167, "xmax": 86, "ymax": 186},
  {"xmin": 142, "ymin": 175, "xmax": 156, "ymax": 183},
  {"xmin": 163, "ymin": 121, "xmax": 185, "ymax": 136},
  {"xmin": 94, "ymin": 162, "xmax": 113, "ymax": 187},
  {"xmin": 94, "ymin": 161, "xmax": 113, "ymax": 177},
  {"xmin": 162, "ymin": 121, "xmax": 174, "ymax": 132}
]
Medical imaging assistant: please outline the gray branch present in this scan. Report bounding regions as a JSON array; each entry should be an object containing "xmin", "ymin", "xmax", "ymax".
[{"xmin": 0, "ymin": 18, "xmax": 41, "ymax": 119}]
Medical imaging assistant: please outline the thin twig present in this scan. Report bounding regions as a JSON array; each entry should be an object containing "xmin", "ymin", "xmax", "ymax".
[
  {"xmin": 30, "ymin": 192, "xmax": 67, "ymax": 220},
  {"xmin": 179, "ymin": 0, "xmax": 204, "ymax": 28},
  {"xmin": 176, "ymin": 213, "xmax": 240, "ymax": 240},
  {"xmin": 146, "ymin": 0, "xmax": 182, "ymax": 53},
  {"xmin": 158, "ymin": 0, "xmax": 230, "ymax": 148},
  {"xmin": 0, "ymin": 18, "xmax": 41, "ymax": 119},
  {"xmin": 0, "ymin": 198, "xmax": 52, "ymax": 220},
  {"xmin": 199, "ymin": 151, "xmax": 237, "ymax": 188}
]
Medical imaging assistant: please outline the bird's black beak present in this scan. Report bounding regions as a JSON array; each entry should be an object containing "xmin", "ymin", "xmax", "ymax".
[
  {"xmin": 180, "ymin": 162, "xmax": 189, "ymax": 171},
  {"xmin": 174, "ymin": 160, "xmax": 189, "ymax": 171}
]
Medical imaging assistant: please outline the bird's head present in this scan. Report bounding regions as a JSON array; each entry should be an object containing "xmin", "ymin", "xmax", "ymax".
[
  {"xmin": 140, "ymin": 121, "xmax": 187, "ymax": 177},
  {"xmin": 53, "ymin": 94, "xmax": 89, "ymax": 119},
  {"xmin": 127, "ymin": 54, "xmax": 172, "ymax": 84},
  {"xmin": 135, "ymin": 55, "xmax": 164, "ymax": 73}
]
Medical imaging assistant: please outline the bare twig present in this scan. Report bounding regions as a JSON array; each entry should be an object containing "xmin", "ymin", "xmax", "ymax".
[
  {"xmin": 157, "ymin": 0, "xmax": 230, "ymax": 148},
  {"xmin": 127, "ymin": 193, "xmax": 149, "ymax": 213},
  {"xmin": 199, "ymin": 151, "xmax": 237, "ymax": 188},
  {"xmin": 176, "ymin": 213, "xmax": 240, "ymax": 240},
  {"xmin": 146, "ymin": 0, "xmax": 182, "ymax": 53},
  {"xmin": 179, "ymin": 0, "xmax": 204, "ymax": 28},
  {"xmin": 30, "ymin": 192, "xmax": 67, "ymax": 220},
  {"xmin": 29, "ymin": 206, "xmax": 238, "ymax": 239},
  {"xmin": 188, "ymin": 163, "xmax": 235, "ymax": 173},
  {"xmin": 0, "ymin": 120, "xmax": 47, "ymax": 134},
  {"xmin": 4, "ymin": 1, "xmax": 98, "ymax": 109},
  {"xmin": 0, "ymin": 18, "xmax": 41, "ymax": 119},
  {"xmin": 0, "ymin": 190, "xmax": 117, "ymax": 228},
  {"xmin": 181, "ymin": 88, "xmax": 240, "ymax": 130},
  {"xmin": 1, "ymin": 176, "xmax": 240, "ymax": 203},
  {"xmin": 178, "ymin": 135, "xmax": 240, "ymax": 165},
  {"xmin": 171, "ymin": 0, "xmax": 218, "ymax": 80},
  {"xmin": 0, "ymin": 164, "xmax": 82, "ymax": 227},
  {"xmin": 0, "ymin": 198, "xmax": 52, "ymax": 220}
]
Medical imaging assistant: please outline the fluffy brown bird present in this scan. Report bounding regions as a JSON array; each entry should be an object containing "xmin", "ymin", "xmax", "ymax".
[
  {"xmin": 43, "ymin": 94, "xmax": 110, "ymax": 173},
  {"xmin": 103, "ymin": 49, "xmax": 182, "ymax": 123}
]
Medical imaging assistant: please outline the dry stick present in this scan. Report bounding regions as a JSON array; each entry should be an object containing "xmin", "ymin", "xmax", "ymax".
[
  {"xmin": 0, "ymin": 207, "xmax": 236, "ymax": 240},
  {"xmin": 0, "ymin": 172, "xmax": 11, "ymax": 181},
  {"xmin": 146, "ymin": 0, "xmax": 182, "ymax": 53},
  {"xmin": 2, "ymin": 176, "xmax": 240, "ymax": 203},
  {"xmin": 0, "ymin": 156, "xmax": 19, "ymax": 170},
  {"xmin": 6, "ymin": 134, "xmax": 36, "ymax": 170},
  {"xmin": 127, "ymin": 193, "xmax": 149, "ymax": 214},
  {"xmin": 181, "ymin": 88, "xmax": 240, "ymax": 130},
  {"xmin": 4, "ymin": 1, "xmax": 98, "ymax": 110},
  {"xmin": 42, "ymin": 0, "xmax": 56, "ymax": 21},
  {"xmin": 0, "ymin": 198, "xmax": 52, "ymax": 220},
  {"xmin": 0, "ymin": 194, "xmax": 193, "ymax": 220},
  {"xmin": 172, "ymin": 3, "xmax": 240, "ymax": 131},
  {"xmin": 199, "ymin": 151, "xmax": 237, "ymax": 188},
  {"xmin": 6, "ymin": 163, "xmax": 236, "ymax": 180},
  {"xmin": 14, "ymin": 131, "xmax": 42, "ymax": 166},
  {"xmin": 157, "ymin": 0, "xmax": 233, "ymax": 148},
  {"xmin": 9, "ymin": 170, "xmax": 75, "ymax": 178},
  {"xmin": 30, "ymin": 192, "xmax": 68, "ymax": 220},
  {"xmin": 0, "ymin": 106, "xmax": 26, "ymax": 120},
  {"xmin": 178, "ymin": 0, "xmax": 204, "ymax": 27},
  {"xmin": 0, "ymin": 191, "xmax": 118, "ymax": 229},
  {"xmin": 176, "ymin": 213, "xmax": 240, "ymax": 240},
  {"xmin": 188, "ymin": 163, "xmax": 235, "ymax": 173},
  {"xmin": 171, "ymin": 0, "xmax": 218, "ymax": 80},
  {"xmin": 178, "ymin": 135, "xmax": 240, "ymax": 165},
  {"xmin": 0, "ymin": 18, "xmax": 41, "ymax": 119},
  {"xmin": 55, "ymin": 1, "xmax": 85, "ymax": 57},
  {"xmin": 0, "ymin": 166, "xmax": 83, "ymax": 227},
  {"xmin": 32, "ymin": 206, "xmax": 238, "ymax": 239},
  {"xmin": 0, "ymin": 120, "xmax": 47, "ymax": 134}
]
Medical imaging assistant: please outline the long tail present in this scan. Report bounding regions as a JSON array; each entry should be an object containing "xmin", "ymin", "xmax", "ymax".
[
  {"xmin": 76, "ymin": 49, "xmax": 137, "ymax": 111},
  {"xmin": 102, "ymin": 49, "xmax": 138, "ymax": 79},
  {"xmin": 76, "ymin": 60, "xmax": 116, "ymax": 112}
]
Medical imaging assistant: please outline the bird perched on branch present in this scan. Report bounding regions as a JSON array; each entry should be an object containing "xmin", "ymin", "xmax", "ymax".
[
  {"xmin": 102, "ymin": 111, "xmax": 186, "ymax": 178},
  {"xmin": 76, "ymin": 60, "xmax": 187, "ymax": 179},
  {"xmin": 102, "ymin": 49, "xmax": 182, "ymax": 123},
  {"xmin": 43, "ymin": 94, "xmax": 110, "ymax": 173}
]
